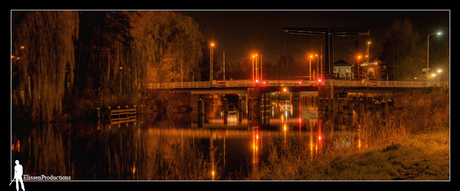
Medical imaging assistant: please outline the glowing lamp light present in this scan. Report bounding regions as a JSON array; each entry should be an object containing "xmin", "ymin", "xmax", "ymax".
[
  {"xmin": 263, "ymin": 81, "xmax": 266, "ymax": 85},
  {"xmin": 255, "ymin": 79, "xmax": 259, "ymax": 83},
  {"xmin": 299, "ymin": 81, "xmax": 302, "ymax": 85},
  {"xmin": 318, "ymin": 79, "xmax": 322, "ymax": 82},
  {"xmin": 283, "ymin": 88, "xmax": 287, "ymax": 92}
]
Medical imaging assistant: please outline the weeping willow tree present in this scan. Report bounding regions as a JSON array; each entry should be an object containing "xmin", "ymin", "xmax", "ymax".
[
  {"xmin": 12, "ymin": 11, "xmax": 79, "ymax": 122},
  {"xmin": 130, "ymin": 11, "xmax": 204, "ymax": 83},
  {"xmin": 12, "ymin": 11, "xmax": 204, "ymax": 122}
]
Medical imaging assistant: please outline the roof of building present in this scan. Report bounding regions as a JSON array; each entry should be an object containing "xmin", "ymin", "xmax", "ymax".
[{"xmin": 334, "ymin": 59, "xmax": 353, "ymax": 66}]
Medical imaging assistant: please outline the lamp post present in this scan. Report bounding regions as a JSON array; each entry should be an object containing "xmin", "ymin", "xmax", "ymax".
[
  {"xmin": 210, "ymin": 43, "xmax": 214, "ymax": 84},
  {"xmin": 309, "ymin": 55, "xmax": 313, "ymax": 80},
  {"xmin": 357, "ymin": 55, "xmax": 362, "ymax": 80},
  {"xmin": 252, "ymin": 55, "xmax": 255, "ymax": 82},
  {"xmin": 426, "ymin": 32, "xmax": 442, "ymax": 85},
  {"xmin": 437, "ymin": 69, "xmax": 442, "ymax": 86},
  {"xmin": 366, "ymin": 41, "xmax": 371, "ymax": 81},
  {"xmin": 315, "ymin": 54, "xmax": 319, "ymax": 80}
]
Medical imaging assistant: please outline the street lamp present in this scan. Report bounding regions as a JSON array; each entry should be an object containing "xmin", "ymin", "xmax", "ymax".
[
  {"xmin": 252, "ymin": 55, "xmax": 255, "ymax": 82},
  {"xmin": 426, "ymin": 31, "xmax": 442, "ymax": 85},
  {"xmin": 315, "ymin": 54, "xmax": 319, "ymax": 80},
  {"xmin": 309, "ymin": 55, "xmax": 313, "ymax": 80},
  {"xmin": 210, "ymin": 43, "xmax": 214, "ymax": 83},
  {"xmin": 357, "ymin": 55, "xmax": 362, "ymax": 80},
  {"xmin": 367, "ymin": 41, "xmax": 371, "ymax": 81}
]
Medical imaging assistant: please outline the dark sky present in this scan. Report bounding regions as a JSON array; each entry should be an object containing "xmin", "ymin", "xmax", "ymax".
[{"xmin": 180, "ymin": 10, "xmax": 449, "ymax": 69}]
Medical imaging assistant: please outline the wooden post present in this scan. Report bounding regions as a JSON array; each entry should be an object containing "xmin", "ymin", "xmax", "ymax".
[
  {"xmin": 108, "ymin": 106, "xmax": 112, "ymax": 120},
  {"xmin": 97, "ymin": 107, "xmax": 100, "ymax": 119},
  {"xmin": 338, "ymin": 98, "xmax": 343, "ymax": 113},
  {"xmin": 248, "ymin": 97, "xmax": 253, "ymax": 110},
  {"xmin": 223, "ymin": 98, "xmax": 228, "ymax": 113},
  {"xmin": 359, "ymin": 99, "xmax": 364, "ymax": 116},
  {"xmin": 348, "ymin": 98, "xmax": 354, "ymax": 115},
  {"xmin": 328, "ymin": 98, "xmax": 333, "ymax": 112},
  {"xmin": 198, "ymin": 98, "xmax": 204, "ymax": 115}
]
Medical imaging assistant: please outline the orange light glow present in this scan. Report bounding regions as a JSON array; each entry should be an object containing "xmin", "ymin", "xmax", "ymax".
[{"xmin": 299, "ymin": 81, "xmax": 302, "ymax": 84}]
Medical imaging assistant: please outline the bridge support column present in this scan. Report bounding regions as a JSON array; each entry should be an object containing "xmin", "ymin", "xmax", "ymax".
[
  {"xmin": 292, "ymin": 91, "xmax": 300, "ymax": 117},
  {"xmin": 247, "ymin": 88, "xmax": 261, "ymax": 111}
]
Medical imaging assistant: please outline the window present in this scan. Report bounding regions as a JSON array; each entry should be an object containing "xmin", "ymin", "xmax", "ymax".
[{"xmin": 345, "ymin": 67, "xmax": 349, "ymax": 73}]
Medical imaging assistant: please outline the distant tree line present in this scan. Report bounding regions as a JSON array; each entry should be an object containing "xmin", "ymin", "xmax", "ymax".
[
  {"xmin": 12, "ymin": 11, "xmax": 205, "ymax": 122},
  {"xmin": 379, "ymin": 18, "xmax": 448, "ymax": 81}
]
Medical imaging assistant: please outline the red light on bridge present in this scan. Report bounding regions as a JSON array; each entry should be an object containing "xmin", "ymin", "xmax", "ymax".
[
  {"xmin": 263, "ymin": 81, "xmax": 266, "ymax": 85},
  {"xmin": 318, "ymin": 79, "xmax": 322, "ymax": 83},
  {"xmin": 299, "ymin": 81, "xmax": 302, "ymax": 85},
  {"xmin": 255, "ymin": 79, "xmax": 259, "ymax": 83}
]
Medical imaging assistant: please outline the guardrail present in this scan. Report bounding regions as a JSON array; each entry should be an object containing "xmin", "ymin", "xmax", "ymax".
[{"xmin": 147, "ymin": 80, "xmax": 431, "ymax": 89}]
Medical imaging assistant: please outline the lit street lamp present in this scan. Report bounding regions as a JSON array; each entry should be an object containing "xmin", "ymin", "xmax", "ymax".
[
  {"xmin": 309, "ymin": 55, "xmax": 313, "ymax": 80},
  {"xmin": 210, "ymin": 43, "xmax": 214, "ymax": 83},
  {"xmin": 357, "ymin": 55, "xmax": 362, "ymax": 80},
  {"xmin": 426, "ymin": 32, "xmax": 442, "ymax": 85}
]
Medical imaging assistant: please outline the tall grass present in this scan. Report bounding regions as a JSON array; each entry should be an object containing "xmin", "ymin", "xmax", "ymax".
[{"xmin": 247, "ymin": 86, "xmax": 449, "ymax": 180}]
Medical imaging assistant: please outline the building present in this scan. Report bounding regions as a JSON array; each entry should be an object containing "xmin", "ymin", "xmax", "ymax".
[
  {"xmin": 333, "ymin": 59, "xmax": 354, "ymax": 79},
  {"xmin": 360, "ymin": 57, "xmax": 382, "ymax": 80}
]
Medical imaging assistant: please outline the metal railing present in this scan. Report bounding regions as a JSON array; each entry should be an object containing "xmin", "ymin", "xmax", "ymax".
[{"xmin": 147, "ymin": 79, "xmax": 431, "ymax": 89}]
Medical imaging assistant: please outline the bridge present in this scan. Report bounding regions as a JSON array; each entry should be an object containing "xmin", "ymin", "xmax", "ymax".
[
  {"xmin": 146, "ymin": 79, "xmax": 434, "ymax": 112},
  {"xmin": 147, "ymin": 79, "xmax": 433, "ymax": 90}
]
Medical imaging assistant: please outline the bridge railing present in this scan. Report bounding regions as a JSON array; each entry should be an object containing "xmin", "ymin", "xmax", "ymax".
[{"xmin": 147, "ymin": 80, "xmax": 431, "ymax": 89}]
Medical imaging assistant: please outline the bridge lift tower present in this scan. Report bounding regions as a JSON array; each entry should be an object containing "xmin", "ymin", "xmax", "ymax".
[{"xmin": 282, "ymin": 27, "xmax": 369, "ymax": 80}]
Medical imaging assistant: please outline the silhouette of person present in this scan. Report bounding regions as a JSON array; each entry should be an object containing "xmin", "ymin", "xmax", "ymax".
[{"xmin": 14, "ymin": 160, "xmax": 25, "ymax": 191}]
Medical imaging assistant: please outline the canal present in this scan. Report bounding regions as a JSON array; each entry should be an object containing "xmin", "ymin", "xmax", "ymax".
[{"xmin": 12, "ymin": 92, "xmax": 383, "ymax": 180}]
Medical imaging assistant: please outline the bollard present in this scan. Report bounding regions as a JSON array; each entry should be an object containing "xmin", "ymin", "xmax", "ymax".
[
  {"xmin": 348, "ymin": 98, "xmax": 354, "ymax": 115},
  {"xmin": 338, "ymin": 98, "xmax": 343, "ymax": 113},
  {"xmin": 223, "ymin": 98, "xmax": 228, "ymax": 113}
]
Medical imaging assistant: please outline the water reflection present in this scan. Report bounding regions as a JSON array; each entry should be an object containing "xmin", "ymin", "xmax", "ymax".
[{"xmin": 12, "ymin": 95, "xmax": 369, "ymax": 180}]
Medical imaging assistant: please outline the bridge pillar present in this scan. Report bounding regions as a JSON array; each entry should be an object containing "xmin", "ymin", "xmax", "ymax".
[{"xmin": 292, "ymin": 91, "xmax": 300, "ymax": 117}]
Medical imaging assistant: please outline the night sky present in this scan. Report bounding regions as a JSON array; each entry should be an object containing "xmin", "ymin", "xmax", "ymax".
[{"xmin": 180, "ymin": 10, "xmax": 449, "ymax": 69}]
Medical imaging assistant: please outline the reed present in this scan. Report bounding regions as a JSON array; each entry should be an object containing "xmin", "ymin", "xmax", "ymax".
[{"xmin": 246, "ymin": 87, "xmax": 449, "ymax": 180}]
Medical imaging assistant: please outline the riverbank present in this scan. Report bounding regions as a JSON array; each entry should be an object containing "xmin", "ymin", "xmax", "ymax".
[
  {"xmin": 247, "ymin": 86, "xmax": 449, "ymax": 180},
  {"xmin": 247, "ymin": 127, "xmax": 449, "ymax": 180}
]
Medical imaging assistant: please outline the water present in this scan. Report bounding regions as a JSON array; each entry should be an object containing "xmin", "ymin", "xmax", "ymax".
[{"xmin": 12, "ymin": 95, "xmax": 369, "ymax": 180}]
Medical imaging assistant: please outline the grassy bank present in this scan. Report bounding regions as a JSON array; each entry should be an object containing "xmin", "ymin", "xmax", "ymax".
[{"xmin": 248, "ymin": 86, "xmax": 449, "ymax": 180}]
